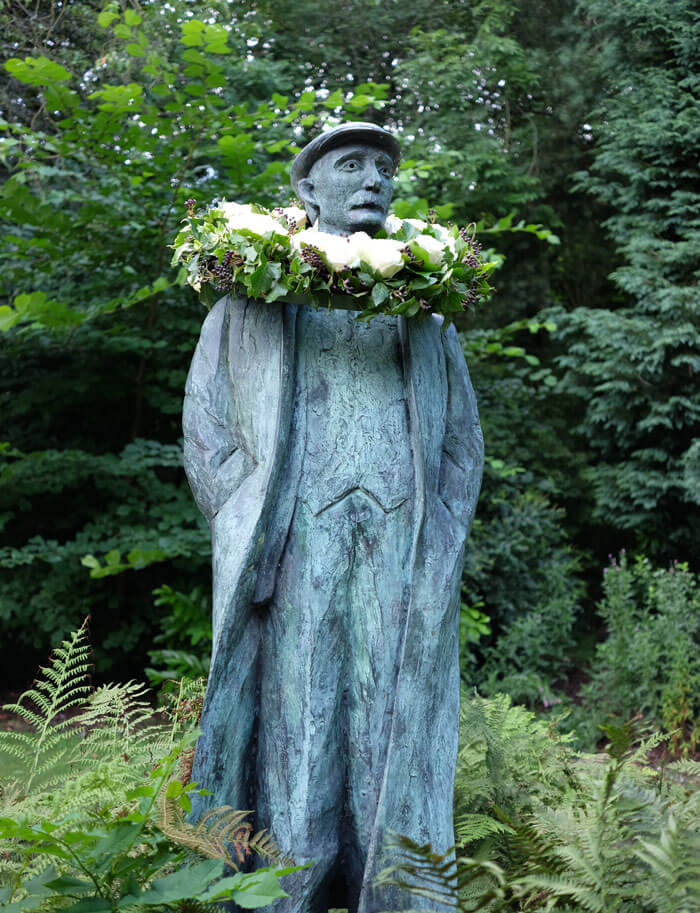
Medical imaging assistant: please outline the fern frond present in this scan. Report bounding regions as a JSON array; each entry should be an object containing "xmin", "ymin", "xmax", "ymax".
[
  {"xmin": 636, "ymin": 814, "xmax": 700, "ymax": 913},
  {"xmin": 76, "ymin": 680, "xmax": 165, "ymax": 763},
  {"xmin": 374, "ymin": 832, "xmax": 506, "ymax": 912},
  {"xmin": 455, "ymin": 813, "xmax": 512, "ymax": 847},
  {"xmin": 0, "ymin": 619, "xmax": 92, "ymax": 793},
  {"xmin": 156, "ymin": 798, "xmax": 288, "ymax": 870}
]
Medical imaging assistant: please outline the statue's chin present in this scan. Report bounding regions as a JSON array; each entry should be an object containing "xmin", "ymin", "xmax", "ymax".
[
  {"xmin": 320, "ymin": 210, "xmax": 387, "ymax": 237},
  {"xmin": 348, "ymin": 209, "xmax": 386, "ymax": 237}
]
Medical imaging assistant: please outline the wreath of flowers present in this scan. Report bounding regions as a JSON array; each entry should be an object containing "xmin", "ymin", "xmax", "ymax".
[{"xmin": 171, "ymin": 198, "xmax": 494, "ymax": 324}]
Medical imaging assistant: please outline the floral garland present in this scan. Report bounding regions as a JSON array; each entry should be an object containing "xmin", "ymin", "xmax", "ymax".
[{"xmin": 171, "ymin": 198, "xmax": 494, "ymax": 323}]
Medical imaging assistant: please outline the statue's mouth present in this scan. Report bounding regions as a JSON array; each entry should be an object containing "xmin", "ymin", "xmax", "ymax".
[{"xmin": 352, "ymin": 201, "xmax": 384, "ymax": 212}]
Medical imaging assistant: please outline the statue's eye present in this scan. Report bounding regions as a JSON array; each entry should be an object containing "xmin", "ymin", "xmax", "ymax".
[{"xmin": 342, "ymin": 160, "xmax": 359, "ymax": 170}]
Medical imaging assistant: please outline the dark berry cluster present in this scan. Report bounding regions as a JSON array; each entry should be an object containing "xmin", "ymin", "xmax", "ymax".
[
  {"xmin": 185, "ymin": 198, "xmax": 196, "ymax": 216},
  {"xmin": 460, "ymin": 233, "xmax": 483, "ymax": 270},
  {"xmin": 273, "ymin": 207, "xmax": 299, "ymax": 235},
  {"xmin": 210, "ymin": 250, "xmax": 243, "ymax": 291},
  {"xmin": 461, "ymin": 286, "xmax": 482, "ymax": 311},
  {"xmin": 402, "ymin": 245, "xmax": 419, "ymax": 262},
  {"xmin": 299, "ymin": 244, "xmax": 326, "ymax": 272}
]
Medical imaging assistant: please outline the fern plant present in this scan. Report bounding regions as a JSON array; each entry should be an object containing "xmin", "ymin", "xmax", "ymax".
[
  {"xmin": 1, "ymin": 618, "xmax": 92, "ymax": 794},
  {"xmin": 511, "ymin": 723, "xmax": 700, "ymax": 912},
  {"xmin": 0, "ymin": 621, "xmax": 301, "ymax": 910},
  {"xmin": 388, "ymin": 696, "xmax": 700, "ymax": 913},
  {"xmin": 374, "ymin": 832, "xmax": 506, "ymax": 912}
]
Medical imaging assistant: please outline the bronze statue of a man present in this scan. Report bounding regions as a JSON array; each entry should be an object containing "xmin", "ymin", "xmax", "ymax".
[{"xmin": 183, "ymin": 122, "xmax": 484, "ymax": 912}]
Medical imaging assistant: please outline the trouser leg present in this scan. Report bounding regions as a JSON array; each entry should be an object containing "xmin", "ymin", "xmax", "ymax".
[
  {"xmin": 256, "ymin": 499, "xmax": 351, "ymax": 913},
  {"xmin": 349, "ymin": 505, "xmax": 462, "ymax": 913},
  {"xmin": 339, "ymin": 495, "xmax": 413, "ymax": 909}
]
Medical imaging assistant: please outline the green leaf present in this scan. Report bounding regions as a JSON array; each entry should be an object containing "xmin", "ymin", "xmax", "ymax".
[
  {"xmin": 44, "ymin": 85, "xmax": 79, "ymax": 110},
  {"xmin": 5, "ymin": 56, "xmax": 71, "ymax": 86},
  {"xmin": 126, "ymin": 785, "xmax": 155, "ymax": 799},
  {"xmin": 249, "ymin": 261, "xmax": 278, "ymax": 298},
  {"xmin": 63, "ymin": 900, "xmax": 112, "ymax": 913},
  {"xmin": 119, "ymin": 858, "xmax": 224, "ymax": 906},
  {"xmin": 165, "ymin": 779, "xmax": 183, "ymax": 798},
  {"xmin": 97, "ymin": 11, "xmax": 118, "ymax": 27},
  {"xmin": 371, "ymin": 283, "xmax": 390, "ymax": 307},
  {"xmin": 44, "ymin": 875, "xmax": 93, "ymax": 894},
  {"xmin": 230, "ymin": 868, "xmax": 291, "ymax": 908},
  {"xmin": 113, "ymin": 23, "xmax": 132, "ymax": 39},
  {"xmin": 123, "ymin": 9, "xmax": 142, "ymax": 25}
]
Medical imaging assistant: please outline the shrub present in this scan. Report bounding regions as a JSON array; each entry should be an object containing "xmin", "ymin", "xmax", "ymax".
[{"xmin": 577, "ymin": 553, "xmax": 700, "ymax": 753}]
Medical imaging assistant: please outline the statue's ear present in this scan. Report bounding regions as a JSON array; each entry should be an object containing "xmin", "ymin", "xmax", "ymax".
[
  {"xmin": 297, "ymin": 177, "xmax": 319, "ymax": 226},
  {"xmin": 297, "ymin": 177, "xmax": 317, "ymax": 208}
]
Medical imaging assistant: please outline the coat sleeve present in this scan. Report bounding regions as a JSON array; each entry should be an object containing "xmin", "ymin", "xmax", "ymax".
[
  {"xmin": 182, "ymin": 296, "xmax": 255, "ymax": 523},
  {"xmin": 438, "ymin": 322, "xmax": 484, "ymax": 533}
]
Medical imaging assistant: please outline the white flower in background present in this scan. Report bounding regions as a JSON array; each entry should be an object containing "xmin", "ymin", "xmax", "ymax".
[
  {"xmin": 383, "ymin": 214, "xmax": 403, "ymax": 235},
  {"xmin": 352, "ymin": 232, "xmax": 406, "ymax": 278},
  {"xmin": 214, "ymin": 201, "xmax": 287, "ymax": 238},
  {"xmin": 412, "ymin": 233, "xmax": 447, "ymax": 266},
  {"xmin": 215, "ymin": 201, "xmax": 252, "ymax": 218},
  {"xmin": 292, "ymin": 229, "xmax": 361, "ymax": 271},
  {"xmin": 406, "ymin": 217, "xmax": 429, "ymax": 231}
]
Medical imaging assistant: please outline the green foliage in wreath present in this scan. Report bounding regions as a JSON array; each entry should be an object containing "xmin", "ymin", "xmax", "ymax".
[{"xmin": 171, "ymin": 200, "xmax": 495, "ymax": 325}]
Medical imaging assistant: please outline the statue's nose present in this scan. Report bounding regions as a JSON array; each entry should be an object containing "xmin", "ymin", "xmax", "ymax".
[{"xmin": 363, "ymin": 163, "xmax": 382, "ymax": 190}]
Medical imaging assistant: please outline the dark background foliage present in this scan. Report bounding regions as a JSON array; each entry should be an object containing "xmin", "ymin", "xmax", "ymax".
[{"xmin": 1, "ymin": 0, "xmax": 698, "ymax": 721}]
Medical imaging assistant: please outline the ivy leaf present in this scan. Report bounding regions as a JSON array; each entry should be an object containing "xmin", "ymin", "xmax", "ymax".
[{"xmin": 249, "ymin": 261, "xmax": 280, "ymax": 298}]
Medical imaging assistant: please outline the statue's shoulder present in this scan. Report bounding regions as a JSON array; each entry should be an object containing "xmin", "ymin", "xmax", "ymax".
[{"xmin": 197, "ymin": 293, "xmax": 248, "ymax": 341}]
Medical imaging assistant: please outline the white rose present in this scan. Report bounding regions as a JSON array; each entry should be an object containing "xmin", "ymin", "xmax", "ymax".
[
  {"xmin": 292, "ymin": 229, "xmax": 360, "ymax": 271},
  {"xmin": 215, "ymin": 201, "xmax": 253, "ymax": 219},
  {"xmin": 431, "ymin": 222, "xmax": 457, "ymax": 255},
  {"xmin": 412, "ymin": 233, "xmax": 447, "ymax": 266},
  {"xmin": 214, "ymin": 201, "xmax": 287, "ymax": 238},
  {"xmin": 279, "ymin": 205, "xmax": 307, "ymax": 229},
  {"xmin": 406, "ymin": 217, "xmax": 429, "ymax": 231},
  {"xmin": 383, "ymin": 214, "xmax": 403, "ymax": 235},
  {"xmin": 352, "ymin": 232, "xmax": 406, "ymax": 278}
]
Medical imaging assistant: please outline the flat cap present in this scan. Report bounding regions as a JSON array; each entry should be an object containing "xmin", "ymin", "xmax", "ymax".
[{"xmin": 290, "ymin": 122, "xmax": 400, "ymax": 197}]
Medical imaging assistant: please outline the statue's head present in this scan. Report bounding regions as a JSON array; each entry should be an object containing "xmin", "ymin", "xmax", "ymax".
[{"xmin": 291, "ymin": 123, "xmax": 400, "ymax": 237}]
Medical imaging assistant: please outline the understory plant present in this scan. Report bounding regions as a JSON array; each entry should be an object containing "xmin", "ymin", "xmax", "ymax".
[
  {"xmin": 0, "ymin": 621, "xmax": 301, "ymax": 911},
  {"xmin": 575, "ymin": 553, "xmax": 700, "ymax": 753},
  {"xmin": 380, "ymin": 693, "xmax": 700, "ymax": 912},
  {"xmin": 146, "ymin": 584, "xmax": 212, "ymax": 687}
]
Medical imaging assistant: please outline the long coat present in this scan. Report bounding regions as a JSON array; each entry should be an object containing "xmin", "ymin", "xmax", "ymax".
[{"xmin": 183, "ymin": 293, "xmax": 484, "ymax": 904}]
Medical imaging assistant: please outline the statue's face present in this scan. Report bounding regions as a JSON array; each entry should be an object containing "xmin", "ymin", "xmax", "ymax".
[{"xmin": 299, "ymin": 142, "xmax": 394, "ymax": 236}]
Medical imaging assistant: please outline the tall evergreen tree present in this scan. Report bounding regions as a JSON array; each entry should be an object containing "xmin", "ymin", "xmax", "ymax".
[{"xmin": 550, "ymin": 0, "xmax": 700, "ymax": 560}]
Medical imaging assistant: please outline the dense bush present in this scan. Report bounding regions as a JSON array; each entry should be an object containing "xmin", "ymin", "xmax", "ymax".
[{"xmin": 573, "ymin": 553, "xmax": 700, "ymax": 753}]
